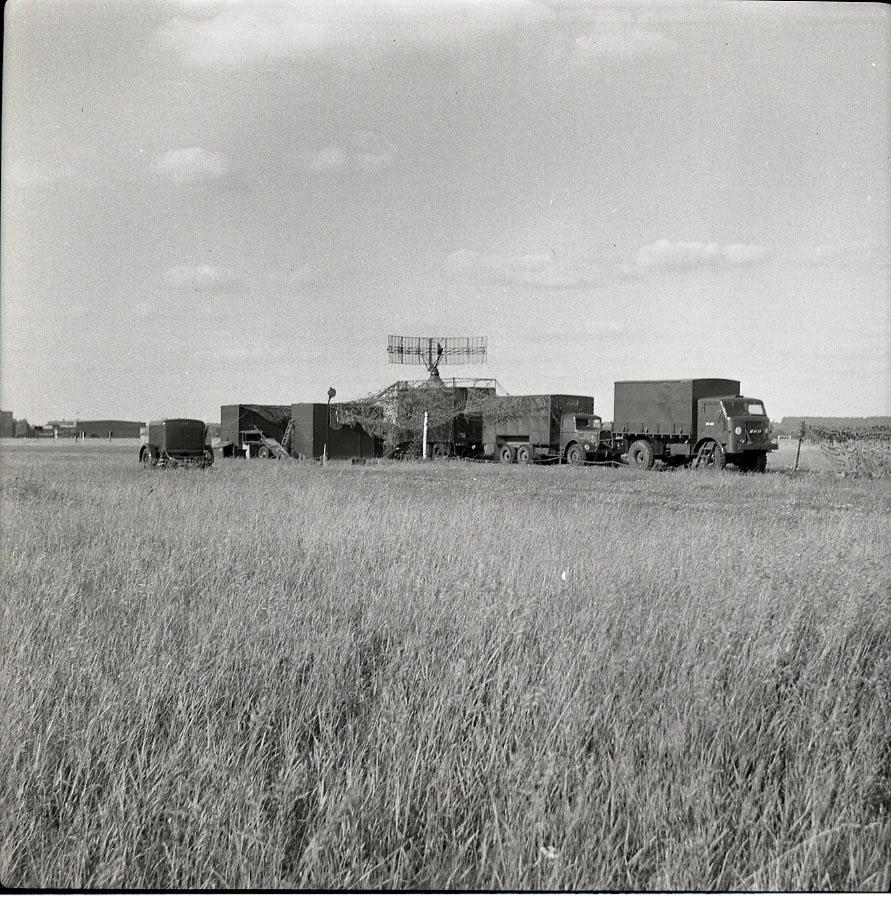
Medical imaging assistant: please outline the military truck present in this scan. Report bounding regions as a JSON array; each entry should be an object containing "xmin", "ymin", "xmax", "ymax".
[
  {"xmin": 139, "ymin": 419, "xmax": 213, "ymax": 468},
  {"xmin": 610, "ymin": 379, "xmax": 777, "ymax": 471},
  {"xmin": 483, "ymin": 395, "xmax": 604, "ymax": 464}
]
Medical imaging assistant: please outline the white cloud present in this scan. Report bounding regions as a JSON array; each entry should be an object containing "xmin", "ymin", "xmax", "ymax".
[
  {"xmin": 155, "ymin": 0, "xmax": 550, "ymax": 67},
  {"xmin": 445, "ymin": 249, "xmax": 601, "ymax": 290},
  {"xmin": 302, "ymin": 131, "xmax": 397, "ymax": 176},
  {"xmin": 634, "ymin": 239, "xmax": 770, "ymax": 271},
  {"xmin": 165, "ymin": 264, "xmax": 241, "ymax": 292},
  {"xmin": 152, "ymin": 147, "xmax": 229, "ymax": 183}
]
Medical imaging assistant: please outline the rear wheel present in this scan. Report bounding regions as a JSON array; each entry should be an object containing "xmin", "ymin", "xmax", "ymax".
[
  {"xmin": 257, "ymin": 445, "xmax": 271, "ymax": 459},
  {"xmin": 565, "ymin": 443, "xmax": 585, "ymax": 466},
  {"xmin": 498, "ymin": 444, "xmax": 516, "ymax": 464},
  {"xmin": 141, "ymin": 447, "xmax": 157, "ymax": 468},
  {"xmin": 627, "ymin": 439, "xmax": 654, "ymax": 469},
  {"xmin": 515, "ymin": 444, "xmax": 532, "ymax": 464},
  {"xmin": 432, "ymin": 442, "xmax": 450, "ymax": 459}
]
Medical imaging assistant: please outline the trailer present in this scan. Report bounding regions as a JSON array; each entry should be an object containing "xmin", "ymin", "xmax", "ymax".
[
  {"xmin": 609, "ymin": 379, "xmax": 777, "ymax": 470},
  {"xmin": 139, "ymin": 419, "xmax": 213, "ymax": 468},
  {"xmin": 482, "ymin": 395, "xmax": 604, "ymax": 464},
  {"xmin": 219, "ymin": 404, "xmax": 291, "ymax": 458}
]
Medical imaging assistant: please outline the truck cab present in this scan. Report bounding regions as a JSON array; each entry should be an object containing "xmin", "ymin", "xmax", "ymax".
[
  {"xmin": 561, "ymin": 414, "xmax": 606, "ymax": 465},
  {"xmin": 697, "ymin": 396, "xmax": 777, "ymax": 470}
]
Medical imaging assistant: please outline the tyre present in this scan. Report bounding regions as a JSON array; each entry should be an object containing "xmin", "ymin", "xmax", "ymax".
[
  {"xmin": 565, "ymin": 443, "xmax": 585, "ymax": 466},
  {"xmin": 700, "ymin": 441, "xmax": 726, "ymax": 470},
  {"xmin": 498, "ymin": 444, "xmax": 516, "ymax": 464},
  {"xmin": 257, "ymin": 445, "xmax": 271, "ymax": 459},
  {"xmin": 141, "ymin": 446, "xmax": 157, "ymax": 468},
  {"xmin": 627, "ymin": 439, "xmax": 654, "ymax": 469},
  {"xmin": 432, "ymin": 442, "xmax": 449, "ymax": 459},
  {"xmin": 515, "ymin": 444, "xmax": 532, "ymax": 464},
  {"xmin": 753, "ymin": 452, "xmax": 767, "ymax": 473},
  {"xmin": 203, "ymin": 447, "xmax": 214, "ymax": 468}
]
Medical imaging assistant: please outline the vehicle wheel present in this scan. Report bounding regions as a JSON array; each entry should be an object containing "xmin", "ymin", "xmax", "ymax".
[
  {"xmin": 141, "ymin": 447, "xmax": 157, "ymax": 468},
  {"xmin": 498, "ymin": 445, "xmax": 516, "ymax": 464},
  {"xmin": 257, "ymin": 445, "xmax": 271, "ymax": 459},
  {"xmin": 753, "ymin": 451, "xmax": 767, "ymax": 473},
  {"xmin": 203, "ymin": 447, "xmax": 214, "ymax": 468},
  {"xmin": 565, "ymin": 443, "xmax": 585, "ymax": 466},
  {"xmin": 432, "ymin": 442, "xmax": 449, "ymax": 459},
  {"xmin": 515, "ymin": 444, "xmax": 532, "ymax": 464},
  {"xmin": 627, "ymin": 439, "xmax": 654, "ymax": 469},
  {"xmin": 700, "ymin": 441, "xmax": 726, "ymax": 470}
]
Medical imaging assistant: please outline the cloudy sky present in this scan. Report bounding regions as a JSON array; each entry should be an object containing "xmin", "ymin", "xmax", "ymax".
[{"xmin": 2, "ymin": 0, "xmax": 888, "ymax": 423}]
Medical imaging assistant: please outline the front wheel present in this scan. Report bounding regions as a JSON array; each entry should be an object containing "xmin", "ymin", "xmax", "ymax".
[
  {"xmin": 565, "ymin": 443, "xmax": 585, "ymax": 466},
  {"xmin": 141, "ymin": 447, "xmax": 157, "ymax": 468},
  {"xmin": 699, "ymin": 441, "xmax": 726, "ymax": 470},
  {"xmin": 257, "ymin": 445, "xmax": 271, "ymax": 459},
  {"xmin": 627, "ymin": 439, "xmax": 654, "ymax": 469},
  {"xmin": 203, "ymin": 447, "xmax": 214, "ymax": 468}
]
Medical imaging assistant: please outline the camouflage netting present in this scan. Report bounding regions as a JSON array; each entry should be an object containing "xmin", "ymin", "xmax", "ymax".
[
  {"xmin": 335, "ymin": 380, "xmax": 551, "ymax": 457},
  {"xmin": 802, "ymin": 423, "xmax": 891, "ymax": 477}
]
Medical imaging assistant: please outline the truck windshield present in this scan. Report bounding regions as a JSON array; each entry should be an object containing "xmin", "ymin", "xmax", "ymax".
[
  {"xmin": 575, "ymin": 417, "xmax": 601, "ymax": 429},
  {"xmin": 722, "ymin": 399, "xmax": 766, "ymax": 417}
]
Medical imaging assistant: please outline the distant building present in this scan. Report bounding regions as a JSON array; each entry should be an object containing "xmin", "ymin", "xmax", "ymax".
[
  {"xmin": 0, "ymin": 410, "xmax": 13, "ymax": 438},
  {"xmin": 77, "ymin": 420, "xmax": 143, "ymax": 439},
  {"xmin": 43, "ymin": 419, "xmax": 144, "ymax": 438}
]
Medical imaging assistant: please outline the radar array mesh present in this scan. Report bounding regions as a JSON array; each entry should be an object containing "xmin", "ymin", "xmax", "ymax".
[{"xmin": 387, "ymin": 335, "xmax": 487, "ymax": 366}]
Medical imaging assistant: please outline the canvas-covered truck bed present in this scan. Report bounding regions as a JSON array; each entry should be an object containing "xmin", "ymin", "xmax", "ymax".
[{"xmin": 482, "ymin": 394, "xmax": 595, "ymax": 461}]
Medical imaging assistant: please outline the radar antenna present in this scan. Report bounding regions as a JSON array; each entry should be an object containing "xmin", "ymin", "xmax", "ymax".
[{"xmin": 387, "ymin": 335, "xmax": 487, "ymax": 383}]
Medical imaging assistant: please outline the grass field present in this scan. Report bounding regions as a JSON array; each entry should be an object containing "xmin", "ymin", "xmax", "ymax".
[{"xmin": 1, "ymin": 439, "xmax": 889, "ymax": 889}]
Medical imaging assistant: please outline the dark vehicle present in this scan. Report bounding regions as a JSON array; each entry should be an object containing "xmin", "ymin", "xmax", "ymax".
[
  {"xmin": 139, "ymin": 419, "xmax": 213, "ymax": 468},
  {"xmin": 609, "ymin": 379, "xmax": 777, "ymax": 471},
  {"xmin": 483, "ymin": 395, "xmax": 601, "ymax": 464}
]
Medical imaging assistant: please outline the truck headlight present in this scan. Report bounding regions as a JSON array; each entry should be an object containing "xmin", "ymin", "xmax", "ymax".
[
  {"xmin": 734, "ymin": 426, "xmax": 742, "ymax": 435},
  {"xmin": 584, "ymin": 443, "xmax": 591, "ymax": 450}
]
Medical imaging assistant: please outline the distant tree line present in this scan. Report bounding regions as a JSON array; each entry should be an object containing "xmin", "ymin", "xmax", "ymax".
[{"xmin": 775, "ymin": 416, "xmax": 891, "ymax": 437}]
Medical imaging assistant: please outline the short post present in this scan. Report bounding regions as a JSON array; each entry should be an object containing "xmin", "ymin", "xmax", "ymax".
[
  {"xmin": 794, "ymin": 421, "xmax": 805, "ymax": 471},
  {"xmin": 422, "ymin": 410, "xmax": 428, "ymax": 459}
]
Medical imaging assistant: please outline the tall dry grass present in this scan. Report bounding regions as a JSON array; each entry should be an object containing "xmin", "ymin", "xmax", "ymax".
[{"xmin": 1, "ymin": 440, "xmax": 889, "ymax": 889}]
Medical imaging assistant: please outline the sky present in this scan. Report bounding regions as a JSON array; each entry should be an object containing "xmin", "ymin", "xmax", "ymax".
[{"xmin": 2, "ymin": 0, "xmax": 889, "ymax": 424}]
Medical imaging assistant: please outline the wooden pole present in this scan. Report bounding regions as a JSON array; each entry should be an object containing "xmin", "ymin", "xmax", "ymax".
[
  {"xmin": 422, "ymin": 411, "xmax": 428, "ymax": 459},
  {"xmin": 794, "ymin": 421, "xmax": 805, "ymax": 471}
]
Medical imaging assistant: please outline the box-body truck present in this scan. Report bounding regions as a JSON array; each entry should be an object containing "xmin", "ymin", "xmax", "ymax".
[
  {"xmin": 483, "ymin": 395, "xmax": 605, "ymax": 464},
  {"xmin": 610, "ymin": 379, "xmax": 777, "ymax": 470}
]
